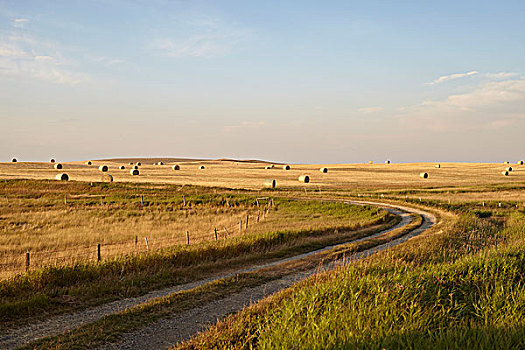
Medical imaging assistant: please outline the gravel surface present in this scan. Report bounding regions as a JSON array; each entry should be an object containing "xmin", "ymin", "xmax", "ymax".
[{"xmin": 1, "ymin": 201, "xmax": 435, "ymax": 350}]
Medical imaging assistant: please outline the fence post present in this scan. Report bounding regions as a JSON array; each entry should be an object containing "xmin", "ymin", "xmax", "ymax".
[
  {"xmin": 140, "ymin": 195, "xmax": 144, "ymax": 206},
  {"xmin": 239, "ymin": 220, "xmax": 242, "ymax": 232},
  {"xmin": 64, "ymin": 194, "xmax": 67, "ymax": 205},
  {"xmin": 97, "ymin": 243, "xmax": 101, "ymax": 262},
  {"xmin": 186, "ymin": 231, "xmax": 190, "ymax": 245},
  {"xmin": 183, "ymin": 195, "xmax": 186, "ymax": 206},
  {"xmin": 246, "ymin": 215, "xmax": 249, "ymax": 229},
  {"xmin": 145, "ymin": 237, "xmax": 149, "ymax": 250},
  {"xmin": 257, "ymin": 211, "xmax": 260, "ymax": 222},
  {"xmin": 25, "ymin": 252, "xmax": 30, "ymax": 271},
  {"xmin": 214, "ymin": 228, "xmax": 218, "ymax": 241},
  {"xmin": 135, "ymin": 235, "xmax": 138, "ymax": 249}
]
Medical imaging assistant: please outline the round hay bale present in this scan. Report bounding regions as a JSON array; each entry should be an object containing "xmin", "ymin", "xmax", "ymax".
[
  {"xmin": 99, "ymin": 165, "xmax": 108, "ymax": 172},
  {"xmin": 158, "ymin": 161, "xmax": 164, "ymax": 165},
  {"xmin": 11, "ymin": 158, "xmax": 17, "ymax": 163},
  {"xmin": 199, "ymin": 165, "xmax": 205, "ymax": 169},
  {"xmin": 298, "ymin": 175, "xmax": 310, "ymax": 183},
  {"xmin": 101, "ymin": 174, "xmax": 113, "ymax": 182},
  {"xmin": 270, "ymin": 164, "xmax": 275, "ymax": 168},
  {"xmin": 385, "ymin": 160, "xmax": 391, "ymax": 164},
  {"xmin": 50, "ymin": 158, "xmax": 56, "ymax": 163},
  {"xmin": 133, "ymin": 165, "xmax": 139, "ymax": 170},
  {"xmin": 506, "ymin": 167, "xmax": 513, "ymax": 172},
  {"xmin": 419, "ymin": 172, "xmax": 428, "ymax": 179},
  {"xmin": 435, "ymin": 164, "xmax": 441, "ymax": 168},
  {"xmin": 86, "ymin": 161, "xmax": 92, "ymax": 165},
  {"xmin": 518, "ymin": 160, "xmax": 524, "ymax": 165},
  {"xmin": 54, "ymin": 163, "xmax": 63, "ymax": 170},
  {"xmin": 130, "ymin": 169, "xmax": 139, "ymax": 176},
  {"xmin": 129, "ymin": 162, "xmax": 133, "ymax": 165},
  {"xmin": 283, "ymin": 165, "xmax": 290, "ymax": 170},
  {"xmin": 369, "ymin": 161, "xmax": 373, "ymax": 164},
  {"xmin": 172, "ymin": 164, "xmax": 180, "ymax": 170},
  {"xmin": 502, "ymin": 171, "xmax": 509, "ymax": 176},
  {"xmin": 504, "ymin": 161, "xmax": 510, "ymax": 164},
  {"xmin": 265, "ymin": 166, "xmax": 272, "ymax": 169},
  {"xmin": 320, "ymin": 167, "xmax": 328, "ymax": 173},
  {"xmin": 120, "ymin": 166, "xmax": 125, "ymax": 170},
  {"xmin": 55, "ymin": 173, "xmax": 69, "ymax": 181},
  {"xmin": 136, "ymin": 162, "xmax": 141, "ymax": 166},
  {"xmin": 264, "ymin": 179, "xmax": 276, "ymax": 188}
]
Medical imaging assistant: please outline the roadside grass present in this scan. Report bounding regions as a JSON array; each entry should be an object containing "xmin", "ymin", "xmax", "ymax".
[
  {"xmin": 0, "ymin": 188, "xmax": 393, "ymax": 328},
  {"xmin": 18, "ymin": 212, "xmax": 421, "ymax": 349},
  {"xmin": 179, "ymin": 209, "xmax": 525, "ymax": 350}
]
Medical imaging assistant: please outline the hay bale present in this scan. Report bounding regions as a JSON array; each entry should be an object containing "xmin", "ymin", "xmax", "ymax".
[
  {"xmin": 101, "ymin": 174, "xmax": 113, "ymax": 182},
  {"xmin": 506, "ymin": 167, "xmax": 513, "ymax": 172},
  {"xmin": 172, "ymin": 164, "xmax": 180, "ymax": 170},
  {"xmin": 99, "ymin": 165, "xmax": 108, "ymax": 172},
  {"xmin": 270, "ymin": 164, "xmax": 275, "ymax": 168},
  {"xmin": 385, "ymin": 160, "xmax": 390, "ymax": 164},
  {"xmin": 369, "ymin": 161, "xmax": 373, "ymax": 164},
  {"xmin": 435, "ymin": 164, "xmax": 441, "ymax": 168},
  {"xmin": 50, "ymin": 158, "xmax": 56, "ymax": 163},
  {"xmin": 54, "ymin": 163, "xmax": 63, "ymax": 170},
  {"xmin": 283, "ymin": 165, "xmax": 290, "ymax": 170},
  {"xmin": 320, "ymin": 167, "xmax": 328, "ymax": 173},
  {"xmin": 199, "ymin": 165, "xmax": 205, "ymax": 169},
  {"xmin": 11, "ymin": 158, "xmax": 17, "ymax": 163},
  {"xmin": 120, "ymin": 166, "xmax": 125, "ymax": 170},
  {"xmin": 133, "ymin": 165, "xmax": 139, "ymax": 170},
  {"xmin": 298, "ymin": 175, "xmax": 310, "ymax": 183},
  {"xmin": 129, "ymin": 162, "xmax": 133, "ymax": 165},
  {"xmin": 86, "ymin": 161, "xmax": 92, "ymax": 165},
  {"xmin": 419, "ymin": 172, "xmax": 428, "ymax": 179},
  {"xmin": 158, "ymin": 161, "xmax": 164, "ymax": 165},
  {"xmin": 264, "ymin": 179, "xmax": 276, "ymax": 188},
  {"xmin": 265, "ymin": 166, "xmax": 272, "ymax": 169},
  {"xmin": 130, "ymin": 169, "xmax": 139, "ymax": 176},
  {"xmin": 518, "ymin": 160, "xmax": 524, "ymax": 165},
  {"xmin": 504, "ymin": 161, "xmax": 510, "ymax": 164},
  {"xmin": 502, "ymin": 171, "xmax": 509, "ymax": 176},
  {"xmin": 55, "ymin": 173, "xmax": 69, "ymax": 181},
  {"xmin": 136, "ymin": 162, "xmax": 141, "ymax": 166}
]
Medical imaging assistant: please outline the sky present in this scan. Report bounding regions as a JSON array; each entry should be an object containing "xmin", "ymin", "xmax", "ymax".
[{"xmin": 0, "ymin": 0, "xmax": 524, "ymax": 164}]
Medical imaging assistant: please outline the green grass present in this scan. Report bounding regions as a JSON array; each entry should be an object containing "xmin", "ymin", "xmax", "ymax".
[{"xmin": 180, "ymin": 211, "xmax": 525, "ymax": 350}]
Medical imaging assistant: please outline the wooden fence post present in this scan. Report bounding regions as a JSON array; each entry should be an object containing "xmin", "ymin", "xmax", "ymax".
[
  {"xmin": 257, "ymin": 211, "xmax": 260, "ymax": 222},
  {"xmin": 135, "ymin": 235, "xmax": 138, "ymax": 249},
  {"xmin": 25, "ymin": 252, "xmax": 30, "ymax": 271},
  {"xmin": 214, "ymin": 228, "xmax": 218, "ymax": 241},
  {"xmin": 186, "ymin": 231, "xmax": 190, "ymax": 245},
  {"xmin": 145, "ymin": 237, "xmax": 149, "ymax": 250},
  {"xmin": 140, "ymin": 195, "xmax": 144, "ymax": 206},
  {"xmin": 239, "ymin": 220, "xmax": 242, "ymax": 232},
  {"xmin": 64, "ymin": 194, "xmax": 67, "ymax": 205},
  {"xmin": 183, "ymin": 195, "xmax": 186, "ymax": 206},
  {"xmin": 97, "ymin": 243, "xmax": 101, "ymax": 262},
  {"xmin": 245, "ymin": 215, "xmax": 249, "ymax": 229}
]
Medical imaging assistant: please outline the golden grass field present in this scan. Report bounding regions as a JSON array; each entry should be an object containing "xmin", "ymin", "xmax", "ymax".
[{"xmin": 1, "ymin": 158, "xmax": 524, "ymax": 191}]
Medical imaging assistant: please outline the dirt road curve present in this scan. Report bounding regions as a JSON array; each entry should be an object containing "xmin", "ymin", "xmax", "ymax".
[{"xmin": 1, "ymin": 200, "xmax": 436, "ymax": 350}]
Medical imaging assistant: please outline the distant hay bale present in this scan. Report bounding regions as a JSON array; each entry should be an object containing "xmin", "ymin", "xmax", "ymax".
[
  {"xmin": 504, "ymin": 161, "xmax": 510, "ymax": 164},
  {"xmin": 54, "ymin": 163, "xmax": 63, "ymax": 170},
  {"xmin": 120, "ymin": 166, "xmax": 125, "ymax": 170},
  {"xmin": 419, "ymin": 172, "xmax": 428, "ymax": 179},
  {"xmin": 502, "ymin": 171, "xmax": 509, "ymax": 176},
  {"xmin": 101, "ymin": 174, "xmax": 113, "ymax": 182},
  {"xmin": 435, "ymin": 164, "xmax": 441, "ymax": 168},
  {"xmin": 136, "ymin": 162, "xmax": 141, "ymax": 166},
  {"xmin": 298, "ymin": 175, "xmax": 310, "ymax": 183},
  {"xmin": 50, "ymin": 158, "xmax": 55, "ymax": 163},
  {"xmin": 86, "ymin": 161, "xmax": 92, "ymax": 165},
  {"xmin": 199, "ymin": 165, "xmax": 205, "ymax": 169},
  {"xmin": 129, "ymin": 162, "xmax": 133, "ymax": 165},
  {"xmin": 506, "ymin": 167, "xmax": 513, "ymax": 172},
  {"xmin": 130, "ymin": 169, "xmax": 139, "ymax": 176},
  {"xmin": 265, "ymin": 166, "xmax": 272, "ymax": 169},
  {"xmin": 518, "ymin": 161, "xmax": 524, "ymax": 165},
  {"xmin": 133, "ymin": 165, "xmax": 139, "ymax": 170},
  {"xmin": 99, "ymin": 165, "xmax": 108, "ymax": 172},
  {"xmin": 264, "ymin": 179, "xmax": 276, "ymax": 188},
  {"xmin": 55, "ymin": 173, "xmax": 69, "ymax": 181},
  {"xmin": 158, "ymin": 161, "xmax": 164, "ymax": 165},
  {"xmin": 270, "ymin": 164, "xmax": 275, "ymax": 168},
  {"xmin": 369, "ymin": 161, "xmax": 373, "ymax": 164},
  {"xmin": 385, "ymin": 160, "xmax": 390, "ymax": 164},
  {"xmin": 172, "ymin": 164, "xmax": 180, "ymax": 170},
  {"xmin": 283, "ymin": 165, "xmax": 290, "ymax": 170},
  {"xmin": 320, "ymin": 167, "xmax": 328, "ymax": 173},
  {"xmin": 11, "ymin": 158, "xmax": 17, "ymax": 163}
]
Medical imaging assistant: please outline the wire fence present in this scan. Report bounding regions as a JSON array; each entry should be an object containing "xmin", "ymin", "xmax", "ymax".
[{"xmin": 0, "ymin": 197, "xmax": 275, "ymax": 279}]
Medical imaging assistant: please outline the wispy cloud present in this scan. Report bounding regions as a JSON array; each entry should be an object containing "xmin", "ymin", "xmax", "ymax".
[
  {"xmin": 426, "ymin": 71, "xmax": 478, "ymax": 85},
  {"xmin": 12, "ymin": 18, "xmax": 29, "ymax": 28},
  {"xmin": 357, "ymin": 107, "xmax": 384, "ymax": 114},
  {"xmin": 150, "ymin": 18, "xmax": 250, "ymax": 58},
  {"xmin": 223, "ymin": 121, "xmax": 265, "ymax": 133}
]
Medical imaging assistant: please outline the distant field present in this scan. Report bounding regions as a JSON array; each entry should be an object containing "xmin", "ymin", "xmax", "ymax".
[{"xmin": 0, "ymin": 159, "xmax": 523, "ymax": 191}]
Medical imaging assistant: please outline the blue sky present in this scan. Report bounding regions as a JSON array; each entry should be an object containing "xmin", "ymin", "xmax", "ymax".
[{"xmin": 1, "ymin": 0, "xmax": 524, "ymax": 163}]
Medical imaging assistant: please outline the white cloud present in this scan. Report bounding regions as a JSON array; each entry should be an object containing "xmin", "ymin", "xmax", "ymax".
[
  {"xmin": 357, "ymin": 107, "xmax": 384, "ymax": 114},
  {"xmin": 426, "ymin": 71, "xmax": 478, "ymax": 85},
  {"xmin": 12, "ymin": 18, "xmax": 29, "ymax": 28},
  {"xmin": 223, "ymin": 121, "xmax": 266, "ymax": 133}
]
